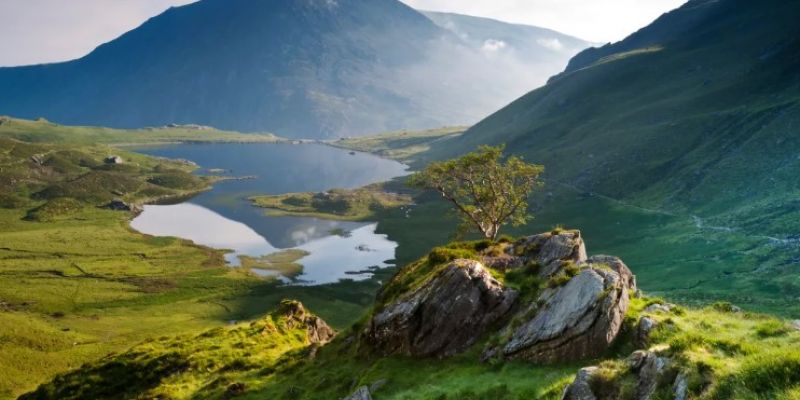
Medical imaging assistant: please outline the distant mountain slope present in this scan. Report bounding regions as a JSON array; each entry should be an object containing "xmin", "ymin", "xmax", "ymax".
[
  {"xmin": 0, "ymin": 0, "xmax": 590, "ymax": 139},
  {"xmin": 445, "ymin": 0, "xmax": 800, "ymax": 232},
  {"xmin": 431, "ymin": 0, "xmax": 800, "ymax": 311},
  {"xmin": 424, "ymin": 11, "xmax": 594, "ymax": 73}
]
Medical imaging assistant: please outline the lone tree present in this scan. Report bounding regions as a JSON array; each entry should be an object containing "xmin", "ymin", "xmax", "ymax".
[{"xmin": 410, "ymin": 145, "xmax": 544, "ymax": 240}]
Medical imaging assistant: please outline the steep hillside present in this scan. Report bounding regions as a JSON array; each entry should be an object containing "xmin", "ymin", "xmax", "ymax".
[
  {"xmin": 20, "ymin": 235, "xmax": 800, "ymax": 399},
  {"xmin": 428, "ymin": 0, "xmax": 800, "ymax": 313},
  {"xmin": 0, "ymin": 0, "xmax": 590, "ymax": 139}
]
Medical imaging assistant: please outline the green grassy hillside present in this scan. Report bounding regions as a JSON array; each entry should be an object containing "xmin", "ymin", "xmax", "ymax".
[
  {"xmin": 415, "ymin": 0, "xmax": 800, "ymax": 315},
  {"xmin": 0, "ymin": 133, "xmax": 388, "ymax": 399},
  {"xmin": 19, "ymin": 241, "xmax": 800, "ymax": 400},
  {"xmin": 0, "ymin": 116, "xmax": 279, "ymax": 145}
]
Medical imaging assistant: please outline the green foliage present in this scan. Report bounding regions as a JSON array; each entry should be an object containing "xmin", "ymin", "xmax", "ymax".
[
  {"xmin": 147, "ymin": 170, "xmax": 204, "ymax": 190},
  {"xmin": 0, "ymin": 116, "xmax": 279, "ymax": 145},
  {"xmin": 24, "ymin": 198, "xmax": 84, "ymax": 222},
  {"xmin": 754, "ymin": 320, "xmax": 791, "ymax": 338},
  {"xmin": 410, "ymin": 145, "xmax": 543, "ymax": 239},
  {"xmin": 547, "ymin": 262, "xmax": 582, "ymax": 288},
  {"xmin": 19, "ymin": 304, "xmax": 318, "ymax": 400},
  {"xmin": 427, "ymin": 247, "xmax": 478, "ymax": 265}
]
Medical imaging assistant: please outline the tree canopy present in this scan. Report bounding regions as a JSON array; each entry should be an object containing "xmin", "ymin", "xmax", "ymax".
[{"xmin": 410, "ymin": 145, "xmax": 544, "ymax": 240}]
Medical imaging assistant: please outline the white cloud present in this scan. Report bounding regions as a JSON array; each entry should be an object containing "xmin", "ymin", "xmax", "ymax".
[
  {"xmin": 537, "ymin": 38, "xmax": 564, "ymax": 51},
  {"xmin": 481, "ymin": 39, "xmax": 508, "ymax": 53}
]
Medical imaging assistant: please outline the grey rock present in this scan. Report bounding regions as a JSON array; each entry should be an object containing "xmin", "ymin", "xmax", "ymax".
[
  {"xmin": 30, "ymin": 154, "xmax": 46, "ymax": 165},
  {"xmin": 104, "ymin": 200, "xmax": 143, "ymax": 213},
  {"xmin": 503, "ymin": 266, "xmax": 630, "ymax": 362},
  {"xmin": 343, "ymin": 386, "xmax": 372, "ymax": 400},
  {"xmin": 644, "ymin": 303, "xmax": 676, "ymax": 314},
  {"xmin": 512, "ymin": 231, "xmax": 587, "ymax": 277},
  {"xmin": 562, "ymin": 366, "xmax": 599, "ymax": 400},
  {"xmin": 673, "ymin": 372, "xmax": 688, "ymax": 400},
  {"xmin": 637, "ymin": 316, "xmax": 658, "ymax": 347},
  {"xmin": 104, "ymin": 155, "xmax": 124, "ymax": 164},
  {"xmin": 791, "ymin": 320, "xmax": 800, "ymax": 331},
  {"xmin": 276, "ymin": 300, "xmax": 336, "ymax": 345},
  {"xmin": 365, "ymin": 260, "xmax": 517, "ymax": 357},
  {"xmin": 587, "ymin": 255, "xmax": 636, "ymax": 289},
  {"xmin": 632, "ymin": 351, "xmax": 671, "ymax": 400}
]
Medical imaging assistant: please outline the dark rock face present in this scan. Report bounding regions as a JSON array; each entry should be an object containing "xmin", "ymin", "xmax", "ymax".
[
  {"xmin": 502, "ymin": 266, "xmax": 630, "ymax": 363},
  {"xmin": 365, "ymin": 259, "xmax": 518, "ymax": 357}
]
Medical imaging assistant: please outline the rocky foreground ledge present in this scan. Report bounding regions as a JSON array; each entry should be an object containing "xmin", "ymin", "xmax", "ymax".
[{"xmin": 363, "ymin": 230, "xmax": 636, "ymax": 363}]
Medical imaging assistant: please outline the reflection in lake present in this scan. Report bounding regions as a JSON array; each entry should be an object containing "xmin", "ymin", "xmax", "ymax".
[{"xmin": 129, "ymin": 143, "xmax": 408, "ymax": 284}]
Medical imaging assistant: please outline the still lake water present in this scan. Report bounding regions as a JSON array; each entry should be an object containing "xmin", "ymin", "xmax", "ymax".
[{"xmin": 129, "ymin": 143, "xmax": 409, "ymax": 284}]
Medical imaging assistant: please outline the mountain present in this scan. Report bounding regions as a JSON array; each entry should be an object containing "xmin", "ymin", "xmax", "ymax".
[
  {"xmin": 430, "ymin": 0, "xmax": 800, "ymax": 312},
  {"xmin": 0, "ymin": 0, "xmax": 591, "ymax": 139}
]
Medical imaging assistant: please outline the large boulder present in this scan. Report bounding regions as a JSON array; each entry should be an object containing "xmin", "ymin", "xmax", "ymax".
[
  {"xmin": 501, "ymin": 266, "xmax": 630, "ymax": 363},
  {"xmin": 365, "ymin": 259, "xmax": 517, "ymax": 357}
]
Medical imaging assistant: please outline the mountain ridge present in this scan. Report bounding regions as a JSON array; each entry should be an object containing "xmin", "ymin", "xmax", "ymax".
[{"xmin": 0, "ymin": 0, "xmax": 591, "ymax": 139}]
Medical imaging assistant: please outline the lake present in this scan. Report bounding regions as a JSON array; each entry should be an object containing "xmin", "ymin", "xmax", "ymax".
[{"xmin": 130, "ymin": 143, "xmax": 409, "ymax": 284}]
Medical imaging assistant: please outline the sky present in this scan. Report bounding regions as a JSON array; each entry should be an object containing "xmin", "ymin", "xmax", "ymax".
[{"xmin": 0, "ymin": 0, "xmax": 687, "ymax": 67}]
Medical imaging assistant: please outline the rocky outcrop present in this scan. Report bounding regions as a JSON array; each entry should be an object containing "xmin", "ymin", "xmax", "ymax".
[
  {"xmin": 276, "ymin": 300, "xmax": 336, "ymax": 345},
  {"xmin": 365, "ymin": 230, "xmax": 637, "ymax": 364},
  {"xmin": 365, "ymin": 259, "xmax": 517, "ymax": 357},
  {"xmin": 500, "ymin": 266, "xmax": 630, "ymax": 363}
]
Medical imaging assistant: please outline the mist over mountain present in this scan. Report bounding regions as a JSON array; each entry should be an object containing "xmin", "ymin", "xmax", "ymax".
[{"xmin": 0, "ymin": 0, "xmax": 590, "ymax": 139}]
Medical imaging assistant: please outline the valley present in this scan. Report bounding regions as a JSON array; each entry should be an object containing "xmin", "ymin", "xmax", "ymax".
[{"xmin": 2, "ymin": 0, "xmax": 800, "ymax": 398}]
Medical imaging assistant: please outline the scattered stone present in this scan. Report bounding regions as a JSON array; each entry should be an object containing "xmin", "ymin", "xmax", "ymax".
[
  {"xmin": 644, "ymin": 303, "xmax": 676, "ymax": 314},
  {"xmin": 561, "ymin": 366, "xmax": 599, "ymax": 400},
  {"xmin": 629, "ymin": 350, "xmax": 672, "ymax": 400},
  {"xmin": 637, "ymin": 316, "xmax": 659, "ymax": 347},
  {"xmin": 791, "ymin": 320, "xmax": 800, "ymax": 331},
  {"xmin": 30, "ymin": 154, "xmax": 46, "ymax": 165},
  {"xmin": 276, "ymin": 300, "xmax": 336, "ymax": 344},
  {"xmin": 223, "ymin": 382, "xmax": 246, "ymax": 398},
  {"xmin": 104, "ymin": 200, "xmax": 143, "ymax": 213},
  {"xmin": 104, "ymin": 155, "xmax": 124, "ymax": 164},
  {"xmin": 673, "ymin": 372, "xmax": 688, "ymax": 400},
  {"xmin": 343, "ymin": 386, "xmax": 372, "ymax": 400},
  {"xmin": 365, "ymin": 259, "xmax": 517, "ymax": 357}
]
